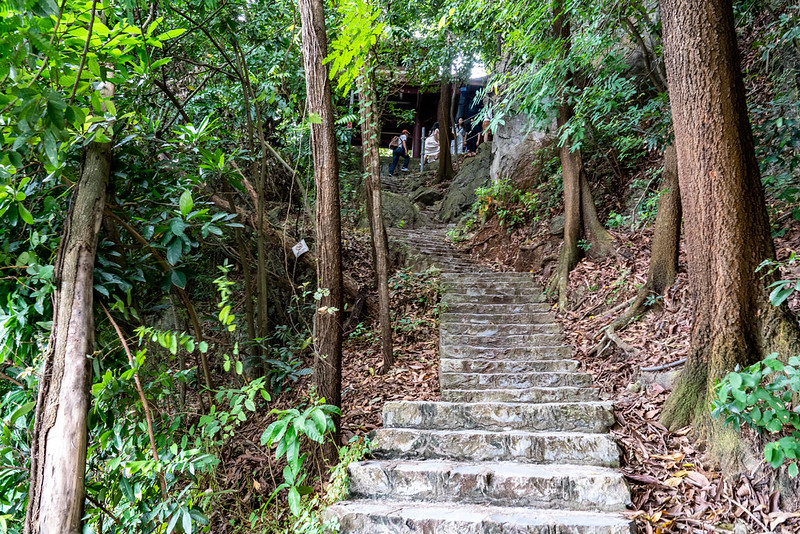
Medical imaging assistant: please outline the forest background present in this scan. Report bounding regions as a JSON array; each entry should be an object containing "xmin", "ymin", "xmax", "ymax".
[{"xmin": 2, "ymin": 0, "xmax": 800, "ymax": 532}]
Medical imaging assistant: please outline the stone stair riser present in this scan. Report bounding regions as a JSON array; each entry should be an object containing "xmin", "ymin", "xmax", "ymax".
[
  {"xmin": 440, "ymin": 323, "xmax": 561, "ymax": 335},
  {"xmin": 441, "ymin": 303, "xmax": 553, "ymax": 314},
  {"xmin": 440, "ymin": 371, "xmax": 593, "ymax": 389},
  {"xmin": 441, "ymin": 333, "xmax": 565, "ymax": 347},
  {"xmin": 382, "ymin": 400, "xmax": 615, "ymax": 433},
  {"xmin": 440, "ymin": 345, "xmax": 573, "ymax": 360},
  {"xmin": 326, "ymin": 502, "xmax": 637, "ymax": 534},
  {"xmin": 440, "ymin": 312, "xmax": 557, "ymax": 324},
  {"xmin": 442, "ymin": 294, "xmax": 545, "ymax": 305},
  {"xmin": 440, "ymin": 358, "xmax": 579, "ymax": 373},
  {"xmin": 442, "ymin": 387, "xmax": 599, "ymax": 403},
  {"xmin": 348, "ymin": 461, "xmax": 628, "ymax": 509},
  {"xmin": 369, "ymin": 431, "xmax": 621, "ymax": 467}
]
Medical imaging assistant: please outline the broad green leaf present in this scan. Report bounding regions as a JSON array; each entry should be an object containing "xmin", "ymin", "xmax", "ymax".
[
  {"xmin": 179, "ymin": 190, "xmax": 193, "ymax": 217},
  {"xmin": 166, "ymin": 237, "xmax": 182, "ymax": 265},
  {"xmin": 18, "ymin": 203, "xmax": 33, "ymax": 224}
]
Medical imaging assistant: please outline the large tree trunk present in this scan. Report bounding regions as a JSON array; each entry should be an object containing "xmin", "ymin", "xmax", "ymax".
[
  {"xmin": 298, "ymin": 0, "xmax": 344, "ymax": 461},
  {"xmin": 547, "ymin": 1, "xmax": 614, "ymax": 310},
  {"xmin": 25, "ymin": 141, "xmax": 111, "ymax": 534},
  {"xmin": 434, "ymin": 79, "xmax": 454, "ymax": 184},
  {"xmin": 659, "ymin": 0, "xmax": 800, "ymax": 436},
  {"xmin": 357, "ymin": 66, "xmax": 393, "ymax": 374}
]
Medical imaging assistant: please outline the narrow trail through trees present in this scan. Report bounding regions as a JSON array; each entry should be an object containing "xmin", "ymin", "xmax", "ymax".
[{"xmin": 327, "ymin": 200, "xmax": 636, "ymax": 532}]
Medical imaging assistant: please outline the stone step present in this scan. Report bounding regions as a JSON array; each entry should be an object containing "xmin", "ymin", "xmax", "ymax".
[
  {"xmin": 440, "ymin": 332, "xmax": 564, "ymax": 347},
  {"xmin": 348, "ymin": 461, "xmax": 629, "ymax": 509},
  {"xmin": 442, "ymin": 387, "xmax": 599, "ymax": 403},
  {"xmin": 441, "ymin": 302, "xmax": 552, "ymax": 314},
  {"xmin": 442, "ymin": 293, "xmax": 545, "ymax": 305},
  {"xmin": 441, "ymin": 282, "xmax": 542, "ymax": 292},
  {"xmin": 440, "ymin": 322, "xmax": 561, "ymax": 335},
  {"xmin": 440, "ymin": 358, "xmax": 579, "ymax": 374},
  {"xmin": 440, "ymin": 345, "xmax": 573, "ymax": 360},
  {"xmin": 370, "ymin": 429, "xmax": 621, "ymax": 467},
  {"xmin": 382, "ymin": 400, "xmax": 614, "ymax": 433},
  {"xmin": 327, "ymin": 500, "xmax": 636, "ymax": 534},
  {"xmin": 440, "ymin": 371, "xmax": 592, "ymax": 390},
  {"xmin": 440, "ymin": 312, "xmax": 556, "ymax": 324},
  {"xmin": 441, "ymin": 272, "xmax": 535, "ymax": 280}
]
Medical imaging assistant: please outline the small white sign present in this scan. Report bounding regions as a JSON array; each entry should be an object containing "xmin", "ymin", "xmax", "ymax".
[{"xmin": 292, "ymin": 239, "xmax": 309, "ymax": 258}]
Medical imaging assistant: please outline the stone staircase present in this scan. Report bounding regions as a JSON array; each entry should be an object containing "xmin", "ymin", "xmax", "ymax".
[
  {"xmin": 327, "ymin": 228, "xmax": 635, "ymax": 532},
  {"xmin": 388, "ymin": 226, "xmax": 484, "ymax": 273}
]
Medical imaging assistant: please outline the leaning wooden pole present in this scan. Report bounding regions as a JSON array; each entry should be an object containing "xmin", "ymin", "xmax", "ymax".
[
  {"xmin": 25, "ymin": 141, "xmax": 111, "ymax": 534},
  {"xmin": 298, "ymin": 0, "xmax": 344, "ymax": 459}
]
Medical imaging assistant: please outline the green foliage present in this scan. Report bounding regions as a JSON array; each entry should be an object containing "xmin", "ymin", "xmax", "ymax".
[
  {"xmin": 475, "ymin": 178, "xmax": 539, "ymax": 228},
  {"xmin": 712, "ymin": 354, "xmax": 800, "ymax": 478},
  {"xmin": 260, "ymin": 397, "xmax": 340, "ymax": 517}
]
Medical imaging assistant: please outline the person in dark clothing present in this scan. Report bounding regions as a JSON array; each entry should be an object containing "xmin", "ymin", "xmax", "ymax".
[
  {"xmin": 389, "ymin": 129, "xmax": 411, "ymax": 175},
  {"xmin": 464, "ymin": 119, "xmax": 480, "ymax": 156}
]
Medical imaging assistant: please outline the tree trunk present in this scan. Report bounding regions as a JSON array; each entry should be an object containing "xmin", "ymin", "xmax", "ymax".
[
  {"xmin": 659, "ymin": 0, "xmax": 800, "ymax": 436},
  {"xmin": 547, "ymin": 1, "xmax": 614, "ymax": 309},
  {"xmin": 298, "ymin": 0, "xmax": 344, "ymax": 460},
  {"xmin": 599, "ymin": 145, "xmax": 682, "ymax": 351},
  {"xmin": 645, "ymin": 145, "xmax": 681, "ymax": 295},
  {"xmin": 25, "ymin": 141, "xmax": 111, "ymax": 534},
  {"xmin": 357, "ymin": 66, "xmax": 393, "ymax": 374},
  {"xmin": 434, "ymin": 79, "xmax": 454, "ymax": 184}
]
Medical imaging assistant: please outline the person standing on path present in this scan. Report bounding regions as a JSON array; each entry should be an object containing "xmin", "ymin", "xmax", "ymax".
[
  {"xmin": 454, "ymin": 117, "xmax": 465, "ymax": 154},
  {"xmin": 424, "ymin": 122, "xmax": 440, "ymax": 164},
  {"xmin": 389, "ymin": 129, "xmax": 411, "ymax": 176}
]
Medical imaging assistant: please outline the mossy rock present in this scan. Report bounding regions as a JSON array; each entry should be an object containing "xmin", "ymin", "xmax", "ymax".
[
  {"xmin": 439, "ymin": 142, "xmax": 492, "ymax": 222},
  {"xmin": 358, "ymin": 191, "xmax": 432, "ymax": 229}
]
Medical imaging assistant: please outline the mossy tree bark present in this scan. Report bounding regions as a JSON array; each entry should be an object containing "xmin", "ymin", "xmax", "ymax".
[
  {"xmin": 299, "ymin": 0, "xmax": 344, "ymax": 461},
  {"xmin": 357, "ymin": 63, "xmax": 393, "ymax": 374},
  {"xmin": 548, "ymin": 1, "xmax": 614, "ymax": 310},
  {"xmin": 659, "ymin": 0, "xmax": 800, "ymax": 435},
  {"xmin": 25, "ymin": 141, "xmax": 111, "ymax": 534}
]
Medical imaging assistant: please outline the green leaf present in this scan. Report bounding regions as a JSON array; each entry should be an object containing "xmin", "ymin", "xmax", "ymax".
[
  {"xmin": 309, "ymin": 113, "xmax": 322, "ymax": 124},
  {"xmin": 18, "ymin": 203, "xmax": 33, "ymax": 224},
  {"xmin": 9, "ymin": 401, "xmax": 35, "ymax": 425},
  {"xmin": 235, "ymin": 360, "xmax": 243, "ymax": 375},
  {"xmin": 120, "ymin": 477, "xmax": 135, "ymax": 502},
  {"xmin": 728, "ymin": 373, "xmax": 742, "ymax": 390},
  {"xmin": 198, "ymin": 341, "xmax": 208, "ymax": 353},
  {"xmin": 166, "ymin": 237, "xmax": 182, "ymax": 265},
  {"xmin": 171, "ymin": 270, "xmax": 187, "ymax": 289},
  {"xmin": 287, "ymin": 486, "xmax": 301, "ymax": 516},
  {"xmin": 170, "ymin": 218, "xmax": 187, "ymax": 236},
  {"xmin": 789, "ymin": 462, "xmax": 798, "ymax": 478},
  {"xmin": 182, "ymin": 508, "xmax": 192, "ymax": 534},
  {"xmin": 179, "ymin": 190, "xmax": 194, "ymax": 217}
]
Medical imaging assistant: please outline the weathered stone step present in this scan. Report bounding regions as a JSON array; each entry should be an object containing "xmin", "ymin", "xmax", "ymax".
[
  {"xmin": 382, "ymin": 400, "xmax": 614, "ymax": 433},
  {"xmin": 442, "ymin": 293, "xmax": 545, "ymax": 304},
  {"xmin": 328, "ymin": 500, "xmax": 635, "ymax": 534},
  {"xmin": 441, "ymin": 282, "xmax": 541, "ymax": 292},
  {"xmin": 440, "ymin": 358, "xmax": 579, "ymax": 374},
  {"xmin": 440, "ymin": 312, "xmax": 556, "ymax": 324},
  {"xmin": 440, "ymin": 322, "xmax": 561, "ymax": 335},
  {"xmin": 348, "ymin": 461, "xmax": 629, "ymax": 509},
  {"xmin": 441, "ymin": 302, "xmax": 552, "ymax": 314},
  {"xmin": 370, "ymin": 430, "xmax": 621, "ymax": 467},
  {"xmin": 440, "ymin": 371, "xmax": 592, "ymax": 390},
  {"xmin": 441, "ymin": 272, "xmax": 535, "ymax": 280},
  {"xmin": 442, "ymin": 387, "xmax": 599, "ymax": 403},
  {"xmin": 440, "ymin": 345, "xmax": 573, "ymax": 360},
  {"xmin": 441, "ymin": 332, "xmax": 564, "ymax": 347}
]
